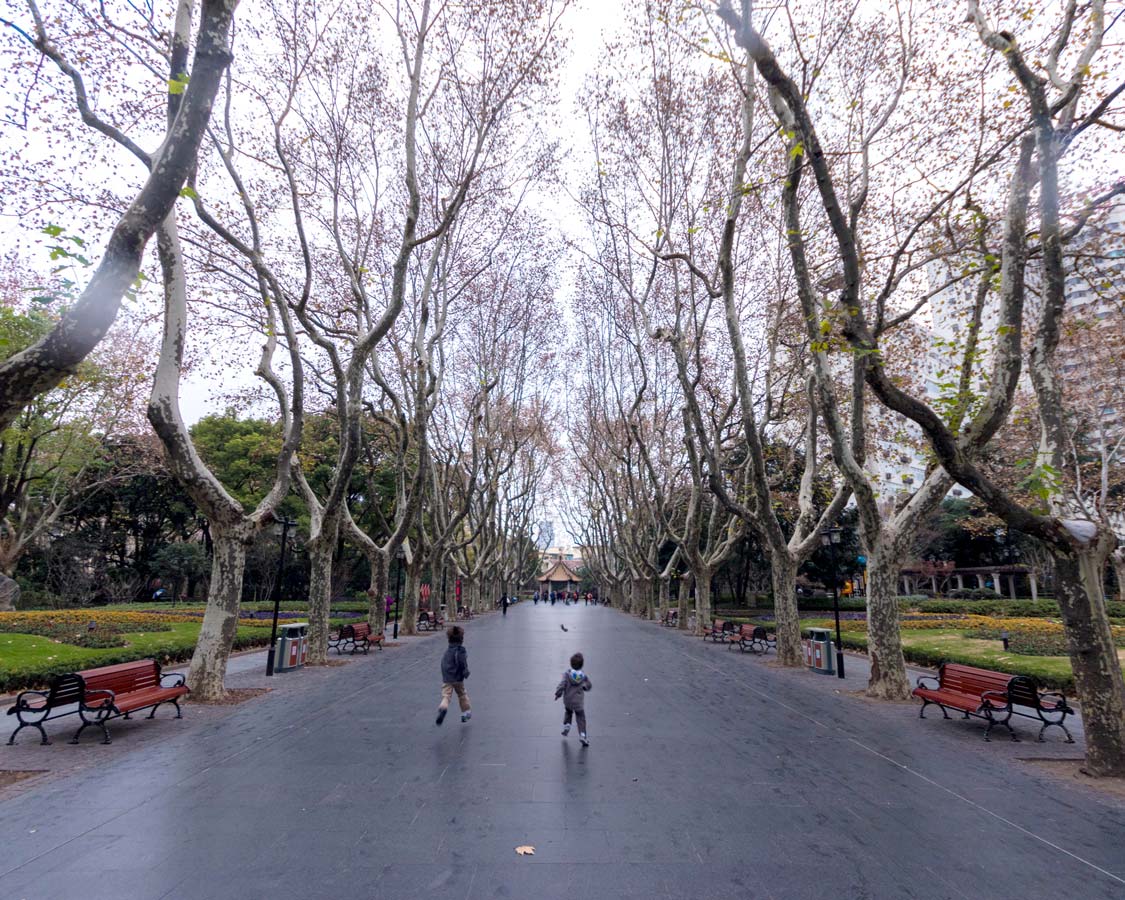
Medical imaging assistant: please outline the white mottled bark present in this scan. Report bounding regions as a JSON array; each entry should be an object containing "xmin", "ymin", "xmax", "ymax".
[
  {"xmin": 187, "ymin": 531, "xmax": 248, "ymax": 700},
  {"xmin": 771, "ymin": 555, "xmax": 801, "ymax": 667},
  {"xmin": 305, "ymin": 533, "xmax": 336, "ymax": 664}
]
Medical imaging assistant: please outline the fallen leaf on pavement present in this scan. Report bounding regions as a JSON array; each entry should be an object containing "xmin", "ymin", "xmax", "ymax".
[{"xmin": 516, "ymin": 845, "xmax": 535, "ymax": 856}]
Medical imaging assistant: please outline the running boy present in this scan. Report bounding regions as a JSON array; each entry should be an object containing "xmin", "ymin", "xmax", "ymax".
[
  {"xmin": 554, "ymin": 652, "xmax": 592, "ymax": 746},
  {"xmin": 436, "ymin": 626, "xmax": 471, "ymax": 725}
]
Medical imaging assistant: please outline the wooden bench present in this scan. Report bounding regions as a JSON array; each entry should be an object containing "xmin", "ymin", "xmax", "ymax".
[
  {"xmin": 7, "ymin": 672, "xmax": 87, "ymax": 746},
  {"xmin": 912, "ymin": 662, "xmax": 1074, "ymax": 743},
  {"xmin": 660, "ymin": 609, "xmax": 678, "ymax": 627},
  {"xmin": 330, "ymin": 622, "xmax": 383, "ymax": 655},
  {"xmin": 702, "ymin": 620, "xmax": 732, "ymax": 643},
  {"xmin": 6, "ymin": 660, "xmax": 190, "ymax": 746},
  {"xmin": 728, "ymin": 624, "xmax": 776, "ymax": 654}
]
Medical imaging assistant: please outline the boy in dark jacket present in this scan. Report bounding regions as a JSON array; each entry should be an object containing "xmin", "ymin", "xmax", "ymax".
[
  {"xmin": 554, "ymin": 652, "xmax": 592, "ymax": 746},
  {"xmin": 436, "ymin": 625, "xmax": 471, "ymax": 725}
]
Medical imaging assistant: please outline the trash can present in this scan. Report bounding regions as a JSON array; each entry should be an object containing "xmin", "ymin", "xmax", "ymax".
[
  {"xmin": 804, "ymin": 627, "xmax": 835, "ymax": 675},
  {"xmin": 275, "ymin": 622, "xmax": 308, "ymax": 672}
]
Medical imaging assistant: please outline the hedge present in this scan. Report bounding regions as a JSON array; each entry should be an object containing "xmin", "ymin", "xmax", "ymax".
[{"xmin": 917, "ymin": 598, "xmax": 1125, "ymax": 619}]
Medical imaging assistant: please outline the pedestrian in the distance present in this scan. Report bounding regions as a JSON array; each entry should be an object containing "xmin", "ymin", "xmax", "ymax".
[
  {"xmin": 554, "ymin": 652, "xmax": 592, "ymax": 746},
  {"xmin": 436, "ymin": 626, "xmax": 471, "ymax": 725},
  {"xmin": 502, "ymin": 595, "xmax": 509, "ymax": 616}
]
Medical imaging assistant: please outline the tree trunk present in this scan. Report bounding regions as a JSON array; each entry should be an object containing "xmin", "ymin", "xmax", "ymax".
[
  {"xmin": 695, "ymin": 567, "xmax": 713, "ymax": 631},
  {"xmin": 187, "ymin": 530, "xmax": 247, "ymax": 701},
  {"xmin": 657, "ymin": 577, "xmax": 670, "ymax": 622},
  {"xmin": 401, "ymin": 562, "xmax": 421, "ymax": 636},
  {"xmin": 0, "ymin": 572, "xmax": 20, "ymax": 612},
  {"xmin": 864, "ymin": 544, "xmax": 911, "ymax": 700},
  {"xmin": 366, "ymin": 548, "xmax": 388, "ymax": 634},
  {"xmin": 677, "ymin": 573, "xmax": 691, "ymax": 630},
  {"xmin": 771, "ymin": 553, "xmax": 802, "ymax": 667},
  {"xmin": 1055, "ymin": 547, "xmax": 1125, "ymax": 777},
  {"xmin": 632, "ymin": 577, "xmax": 649, "ymax": 618},
  {"xmin": 1113, "ymin": 548, "xmax": 1125, "ymax": 604},
  {"xmin": 306, "ymin": 534, "xmax": 336, "ymax": 665}
]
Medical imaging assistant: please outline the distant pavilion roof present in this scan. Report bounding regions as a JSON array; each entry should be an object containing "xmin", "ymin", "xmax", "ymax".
[{"xmin": 539, "ymin": 560, "xmax": 582, "ymax": 583}]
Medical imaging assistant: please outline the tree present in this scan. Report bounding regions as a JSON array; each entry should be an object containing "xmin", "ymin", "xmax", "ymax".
[
  {"xmin": 151, "ymin": 542, "xmax": 209, "ymax": 605},
  {"xmin": 717, "ymin": 0, "xmax": 1125, "ymax": 773},
  {"xmin": 0, "ymin": 306, "xmax": 150, "ymax": 587},
  {"xmin": 0, "ymin": 0, "xmax": 240, "ymax": 431}
]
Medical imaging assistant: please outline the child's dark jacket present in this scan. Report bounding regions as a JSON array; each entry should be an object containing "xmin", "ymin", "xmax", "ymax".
[
  {"xmin": 554, "ymin": 669, "xmax": 592, "ymax": 710},
  {"xmin": 441, "ymin": 644, "xmax": 469, "ymax": 683}
]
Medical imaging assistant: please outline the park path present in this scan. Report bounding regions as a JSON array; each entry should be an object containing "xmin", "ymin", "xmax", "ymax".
[{"xmin": 1, "ymin": 602, "xmax": 1123, "ymax": 900}]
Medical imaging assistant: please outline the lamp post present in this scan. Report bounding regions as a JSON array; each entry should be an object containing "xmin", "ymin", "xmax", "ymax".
[
  {"xmin": 265, "ymin": 516, "xmax": 297, "ymax": 677},
  {"xmin": 821, "ymin": 525, "xmax": 845, "ymax": 679},
  {"xmin": 393, "ymin": 546, "xmax": 405, "ymax": 640}
]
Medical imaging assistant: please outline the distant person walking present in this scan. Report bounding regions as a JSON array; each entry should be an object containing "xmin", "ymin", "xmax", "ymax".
[
  {"xmin": 435, "ymin": 626, "xmax": 471, "ymax": 725},
  {"xmin": 554, "ymin": 652, "xmax": 592, "ymax": 746},
  {"xmin": 502, "ymin": 595, "xmax": 509, "ymax": 616}
]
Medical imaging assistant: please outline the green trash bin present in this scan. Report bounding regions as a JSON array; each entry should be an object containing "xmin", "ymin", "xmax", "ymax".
[
  {"xmin": 276, "ymin": 622, "xmax": 308, "ymax": 672},
  {"xmin": 804, "ymin": 627, "xmax": 835, "ymax": 675}
]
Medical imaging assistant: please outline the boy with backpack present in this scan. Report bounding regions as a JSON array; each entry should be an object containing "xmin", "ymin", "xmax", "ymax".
[{"xmin": 554, "ymin": 652, "xmax": 592, "ymax": 746}]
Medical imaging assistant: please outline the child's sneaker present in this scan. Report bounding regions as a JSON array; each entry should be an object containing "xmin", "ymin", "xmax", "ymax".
[
  {"xmin": 461, "ymin": 711, "xmax": 472, "ymax": 723},
  {"xmin": 579, "ymin": 733, "xmax": 589, "ymax": 747},
  {"xmin": 436, "ymin": 708, "xmax": 447, "ymax": 725},
  {"xmin": 561, "ymin": 724, "xmax": 571, "ymax": 736}
]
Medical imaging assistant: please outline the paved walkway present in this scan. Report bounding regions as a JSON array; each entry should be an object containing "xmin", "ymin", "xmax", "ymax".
[{"xmin": 2, "ymin": 604, "xmax": 1123, "ymax": 899}]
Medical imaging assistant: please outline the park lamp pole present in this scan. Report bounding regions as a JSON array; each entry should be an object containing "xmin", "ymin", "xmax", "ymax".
[
  {"xmin": 265, "ymin": 516, "xmax": 297, "ymax": 677},
  {"xmin": 393, "ymin": 546, "xmax": 405, "ymax": 640},
  {"xmin": 821, "ymin": 525, "xmax": 845, "ymax": 679}
]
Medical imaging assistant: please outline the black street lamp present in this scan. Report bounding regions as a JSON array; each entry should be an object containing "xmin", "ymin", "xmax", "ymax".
[
  {"xmin": 265, "ymin": 516, "xmax": 297, "ymax": 677},
  {"xmin": 821, "ymin": 525, "xmax": 845, "ymax": 679},
  {"xmin": 393, "ymin": 546, "xmax": 406, "ymax": 640}
]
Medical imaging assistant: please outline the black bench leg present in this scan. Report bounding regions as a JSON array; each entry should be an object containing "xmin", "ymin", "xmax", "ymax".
[
  {"xmin": 918, "ymin": 700, "xmax": 949, "ymax": 720},
  {"xmin": 71, "ymin": 711, "xmax": 112, "ymax": 745},
  {"xmin": 7, "ymin": 720, "xmax": 50, "ymax": 746},
  {"xmin": 1038, "ymin": 720, "xmax": 1075, "ymax": 744},
  {"xmin": 984, "ymin": 714, "xmax": 1018, "ymax": 743}
]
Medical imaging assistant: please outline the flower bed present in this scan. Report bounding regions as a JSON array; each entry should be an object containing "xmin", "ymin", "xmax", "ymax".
[
  {"xmin": 801, "ymin": 613, "xmax": 989, "ymax": 633},
  {"xmin": 969, "ymin": 617, "xmax": 1125, "ymax": 657},
  {"xmin": 0, "ymin": 611, "xmax": 175, "ymax": 648}
]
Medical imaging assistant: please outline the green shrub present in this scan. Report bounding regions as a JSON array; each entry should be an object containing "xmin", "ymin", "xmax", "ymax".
[
  {"xmin": 946, "ymin": 588, "xmax": 1003, "ymax": 600},
  {"xmin": 14, "ymin": 588, "xmax": 70, "ymax": 610}
]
